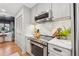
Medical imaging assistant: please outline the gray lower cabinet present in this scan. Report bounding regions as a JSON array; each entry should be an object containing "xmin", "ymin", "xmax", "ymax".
[{"xmin": 48, "ymin": 44, "xmax": 71, "ymax": 56}]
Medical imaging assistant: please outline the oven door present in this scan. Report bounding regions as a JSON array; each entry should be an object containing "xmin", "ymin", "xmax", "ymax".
[{"xmin": 31, "ymin": 41, "xmax": 47, "ymax": 56}]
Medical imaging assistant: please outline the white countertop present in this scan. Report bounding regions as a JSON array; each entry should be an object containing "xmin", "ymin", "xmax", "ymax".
[
  {"xmin": 25, "ymin": 34, "xmax": 72, "ymax": 50},
  {"xmin": 25, "ymin": 34, "xmax": 34, "ymax": 38},
  {"xmin": 48, "ymin": 38, "xmax": 71, "ymax": 50}
]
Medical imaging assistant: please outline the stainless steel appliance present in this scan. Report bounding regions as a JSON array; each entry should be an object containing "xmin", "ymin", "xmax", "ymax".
[
  {"xmin": 35, "ymin": 10, "xmax": 52, "ymax": 23},
  {"xmin": 30, "ymin": 39, "xmax": 48, "ymax": 56}
]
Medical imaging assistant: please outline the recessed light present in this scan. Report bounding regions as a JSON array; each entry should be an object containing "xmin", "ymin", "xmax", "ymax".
[{"xmin": 1, "ymin": 9, "xmax": 6, "ymax": 12}]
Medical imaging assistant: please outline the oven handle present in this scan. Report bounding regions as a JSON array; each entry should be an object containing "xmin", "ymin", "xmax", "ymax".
[
  {"xmin": 30, "ymin": 41, "xmax": 47, "ymax": 48},
  {"xmin": 53, "ymin": 48, "xmax": 62, "ymax": 52},
  {"xmin": 31, "ymin": 41, "xmax": 46, "ymax": 48}
]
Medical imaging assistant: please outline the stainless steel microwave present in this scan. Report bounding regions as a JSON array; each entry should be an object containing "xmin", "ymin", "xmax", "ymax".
[{"xmin": 35, "ymin": 10, "xmax": 52, "ymax": 23}]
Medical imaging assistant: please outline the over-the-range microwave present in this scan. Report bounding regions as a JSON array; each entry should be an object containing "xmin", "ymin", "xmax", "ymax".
[{"xmin": 35, "ymin": 10, "xmax": 52, "ymax": 23}]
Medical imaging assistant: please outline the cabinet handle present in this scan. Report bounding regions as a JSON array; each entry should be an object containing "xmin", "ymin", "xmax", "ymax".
[{"xmin": 53, "ymin": 48, "xmax": 62, "ymax": 52}]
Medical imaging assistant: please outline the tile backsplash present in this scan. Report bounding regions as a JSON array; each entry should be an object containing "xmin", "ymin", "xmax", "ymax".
[
  {"xmin": 36, "ymin": 18, "xmax": 71, "ymax": 36},
  {"xmin": 25, "ymin": 18, "xmax": 71, "ymax": 37}
]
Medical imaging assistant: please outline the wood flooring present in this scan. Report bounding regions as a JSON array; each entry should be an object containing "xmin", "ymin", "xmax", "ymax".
[{"xmin": 0, "ymin": 41, "xmax": 30, "ymax": 56}]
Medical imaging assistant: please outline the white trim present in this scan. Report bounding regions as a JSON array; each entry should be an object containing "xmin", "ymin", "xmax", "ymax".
[{"xmin": 71, "ymin": 3, "xmax": 74, "ymax": 56}]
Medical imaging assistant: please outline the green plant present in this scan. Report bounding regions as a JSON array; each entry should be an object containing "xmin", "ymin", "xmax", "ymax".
[{"xmin": 60, "ymin": 27, "xmax": 71, "ymax": 38}]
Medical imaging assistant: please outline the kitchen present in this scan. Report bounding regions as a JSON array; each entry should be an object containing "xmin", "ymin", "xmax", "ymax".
[
  {"xmin": 0, "ymin": 3, "xmax": 73, "ymax": 56},
  {"xmin": 15, "ymin": 3, "xmax": 72, "ymax": 56}
]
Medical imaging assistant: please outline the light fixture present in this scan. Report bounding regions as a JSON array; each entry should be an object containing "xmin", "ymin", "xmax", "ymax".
[
  {"xmin": 0, "ymin": 9, "xmax": 7, "ymax": 16},
  {"xmin": 1, "ymin": 9, "xmax": 6, "ymax": 12}
]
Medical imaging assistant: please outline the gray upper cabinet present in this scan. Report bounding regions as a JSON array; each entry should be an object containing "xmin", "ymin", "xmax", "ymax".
[
  {"xmin": 52, "ymin": 3, "xmax": 71, "ymax": 19},
  {"xmin": 31, "ymin": 3, "xmax": 71, "ymax": 24},
  {"xmin": 36, "ymin": 3, "xmax": 51, "ymax": 16}
]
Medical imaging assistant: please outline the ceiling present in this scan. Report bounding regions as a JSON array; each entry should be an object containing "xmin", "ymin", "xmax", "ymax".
[{"xmin": 0, "ymin": 3, "xmax": 36, "ymax": 16}]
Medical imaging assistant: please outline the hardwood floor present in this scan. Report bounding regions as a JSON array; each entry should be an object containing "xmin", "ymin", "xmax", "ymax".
[{"xmin": 0, "ymin": 41, "xmax": 30, "ymax": 56}]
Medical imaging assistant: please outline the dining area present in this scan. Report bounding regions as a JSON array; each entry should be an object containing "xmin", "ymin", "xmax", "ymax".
[
  {"xmin": 0, "ymin": 32, "xmax": 13, "ymax": 43},
  {"xmin": 0, "ymin": 16, "xmax": 14, "ymax": 43}
]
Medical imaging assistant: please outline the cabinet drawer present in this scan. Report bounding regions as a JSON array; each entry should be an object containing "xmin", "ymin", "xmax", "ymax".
[
  {"xmin": 48, "ymin": 53, "xmax": 60, "ymax": 56},
  {"xmin": 48, "ymin": 44, "xmax": 71, "ymax": 56},
  {"xmin": 48, "ymin": 50, "xmax": 62, "ymax": 56}
]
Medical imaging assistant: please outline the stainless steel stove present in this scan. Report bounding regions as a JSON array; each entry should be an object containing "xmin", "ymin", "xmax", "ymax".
[
  {"xmin": 29, "ymin": 35, "xmax": 52, "ymax": 56},
  {"xmin": 29, "ymin": 38, "xmax": 47, "ymax": 56}
]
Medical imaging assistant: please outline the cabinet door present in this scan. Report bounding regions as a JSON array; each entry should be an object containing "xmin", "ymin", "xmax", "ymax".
[
  {"xmin": 48, "ymin": 44, "xmax": 71, "ymax": 56},
  {"xmin": 52, "ymin": 3, "xmax": 70, "ymax": 18},
  {"xmin": 31, "ymin": 3, "xmax": 51, "ymax": 23},
  {"xmin": 48, "ymin": 50, "xmax": 61, "ymax": 56},
  {"xmin": 36, "ymin": 3, "xmax": 51, "ymax": 15}
]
